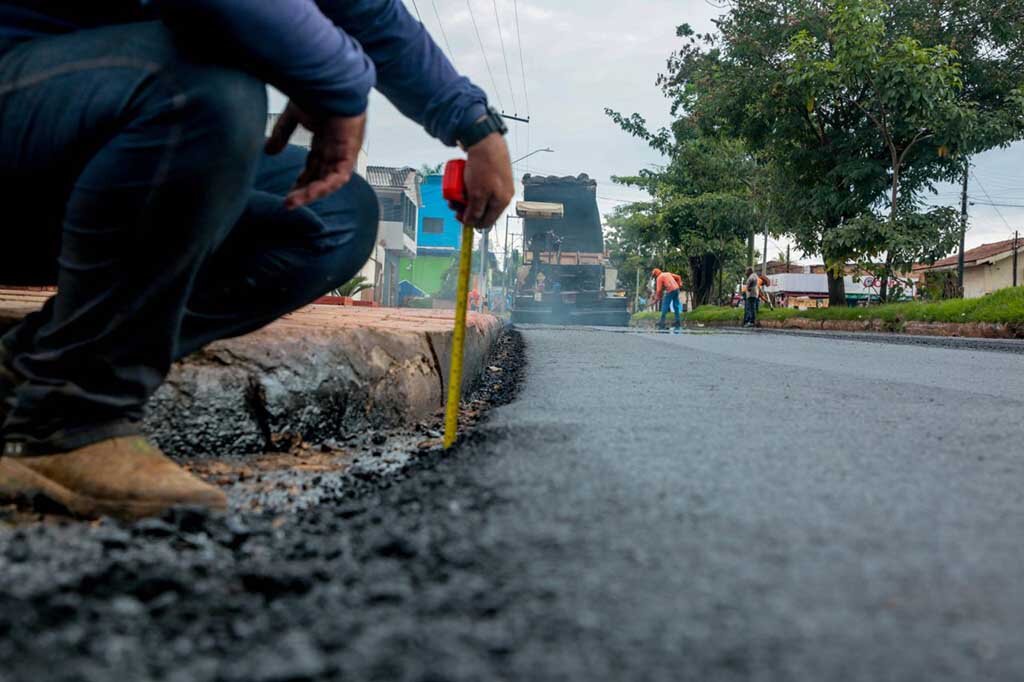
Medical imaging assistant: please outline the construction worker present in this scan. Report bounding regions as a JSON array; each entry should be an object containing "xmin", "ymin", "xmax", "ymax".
[
  {"xmin": 743, "ymin": 267, "xmax": 761, "ymax": 327},
  {"xmin": 0, "ymin": 0, "xmax": 515, "ymax": 519},
  {"xmin": 757, "ymin": 273, "xmax": 774, "ymax": 310},
  {"xmin": 652, "ymin": 268, "xmax": 683, "ymax": 331}
]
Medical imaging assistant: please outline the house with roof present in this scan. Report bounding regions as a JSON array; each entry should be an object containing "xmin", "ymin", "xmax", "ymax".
[
  {"xmin": 918, "ymin": 238, "xmax": 1022, "ymax": 298},
  {"xmin": 366, "ymin": 166, "xmax": 421, "ymax": 306},
  {"xmin": 397, "ymin": 174, "xmax": 497, "ymax": 303},
  {"xmin": 398, "ymin": 174, "xmax": 463, "ymax": 298}
]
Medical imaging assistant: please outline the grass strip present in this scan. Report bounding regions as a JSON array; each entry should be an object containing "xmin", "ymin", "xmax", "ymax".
[{"xmin": 632, "ymin": 287, "xmax": 1024, "ymax": 325}]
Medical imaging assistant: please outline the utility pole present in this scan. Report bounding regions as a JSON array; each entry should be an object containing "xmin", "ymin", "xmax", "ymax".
[
  {"xmin": 761, "ymin": 229, "xmax": 768, "ymax": 275},
  {"xmin": 1014, "ymin": 230, "xmax": 1020, "ymax": 287},
  {"xmin": 786, "ymin": 244, "xmax": 791, "ymax": 273},
  {"xmin": 503, "ymin": 215, "xmax": 511, "ymax": 292},
  {"xmin": 478, "ymin": 229, "xmax": 488, "ymax": 312},
  {"xmin": 958, "ymin": 159, "xmax": 969, "ymax": 295},
  {"xmin": 634, "ymin": 267, "xmax": 640, "ymax": 313}
]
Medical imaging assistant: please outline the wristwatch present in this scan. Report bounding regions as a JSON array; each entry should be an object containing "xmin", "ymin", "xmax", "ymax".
[{"xmin": 456, "ymin": 106, "xmax": 508, "ymax": 149}]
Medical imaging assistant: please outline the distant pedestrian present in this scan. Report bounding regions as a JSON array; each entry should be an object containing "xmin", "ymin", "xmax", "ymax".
[
  {"xmin": 743, "ymin": 267, "xmax": 760, "ymax": 327},
  {"xmin": 652, "ymin": 268, "xmax": 682, "ymax": 331}
]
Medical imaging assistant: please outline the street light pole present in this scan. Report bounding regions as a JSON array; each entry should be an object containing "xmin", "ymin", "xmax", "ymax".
[
  {"xmin": 1014, "ymin": 230, "xmax": 1019, "ymax": 287},
  {"xmin": 512, "ymin": 147, "xmax": 554, "ymax": 165},
  {"xmin": 479, "ymin": 229, "xmax": 488, "ymax": 313},
  {"xmin": 634, "ymin": 268, "xmax": 640, "ymax": 313},
  {"xmin": 504, "ymin": 215, "xmax": 511, "ymax": 290},
  {"xmin": 504, "ymin": 214, "xmax": 523, "ymax": 291},
  {"xmin": 958, "ymin": 159, "xmax": 969, "ymax": 295}
]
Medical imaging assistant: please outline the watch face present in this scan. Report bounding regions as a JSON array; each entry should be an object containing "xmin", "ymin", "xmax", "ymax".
[{"xmin": 459, "ymin": 109, "xmax": 507, "ymax": 147}]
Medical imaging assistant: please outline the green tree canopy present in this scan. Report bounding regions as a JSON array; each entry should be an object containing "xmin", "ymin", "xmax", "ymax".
[
  {"xmin": 657, "ymin": 0, "xmax": 1024, "ymax": 303},
  {"xmin": 603, "ymin": 121, "xmax": 772, "ymax": 307}
]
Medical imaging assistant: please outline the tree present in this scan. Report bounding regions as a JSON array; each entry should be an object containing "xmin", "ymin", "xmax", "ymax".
[
  {"xmin": 785, "ymin": 0, "xmax": 980, "ymax": 300},
  {"xmin": 418, "ymin": 162, "xmax": 444, "ymax": 176},
  {"xmin": 658, "ymin": 0, "xmax": 1024, "ymax": 304},
  {"xmin": 890, "ymin": 0, "xmax": 1024, "ymax": 157},
  {"xmin": 602, "ymin": 122, "xmax": 769, "ymax": 308},
  {"xmin": 823, "ymin": 206, "xmax": 961, "ymax": 300}
]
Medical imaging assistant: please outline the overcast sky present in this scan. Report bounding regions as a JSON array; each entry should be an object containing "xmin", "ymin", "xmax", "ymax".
[{"xmin": 274, "ymin": 0, "xmax": 1023, "ymax": 263}]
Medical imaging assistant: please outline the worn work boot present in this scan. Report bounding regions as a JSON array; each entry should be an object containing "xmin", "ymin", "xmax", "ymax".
[{"xmin": 0, "ymin": 436, "xmax": 227, "ymax": 520}]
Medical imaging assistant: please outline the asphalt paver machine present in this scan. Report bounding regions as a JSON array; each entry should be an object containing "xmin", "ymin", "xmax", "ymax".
[{"xmin": 511, "ymin": 173, "xmax": 630, "ymax": 326}]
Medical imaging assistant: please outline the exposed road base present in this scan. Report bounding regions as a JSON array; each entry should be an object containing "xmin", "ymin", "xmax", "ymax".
[{"xmin": 0, "ymin": 333, "xmax": 527, "ymax": 682}]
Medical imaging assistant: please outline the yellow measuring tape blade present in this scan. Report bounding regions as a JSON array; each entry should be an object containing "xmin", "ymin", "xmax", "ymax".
[{"xmin": 444, "ymin": 223, "xmax": 477, "ymax": 448}]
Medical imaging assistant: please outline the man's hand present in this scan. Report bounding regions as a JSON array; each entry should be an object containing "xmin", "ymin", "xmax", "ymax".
[
  {"xmin": 265, "ymin": 101, "xmax": 366, "ymax": 209},
  {"xmin": 448, "ymin": 132, "xmax": 514, "ymax": 229}
]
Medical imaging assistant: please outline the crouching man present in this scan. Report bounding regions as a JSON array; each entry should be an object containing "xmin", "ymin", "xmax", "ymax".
[{"xmin": 0, "ymin": 0, "xmax": 513, "ymax": 519}]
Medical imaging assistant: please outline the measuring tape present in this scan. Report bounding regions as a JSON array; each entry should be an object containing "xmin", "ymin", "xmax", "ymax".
[{"xmin": 442, "ymin": 159, "xmax": 474, "ymax": 449}]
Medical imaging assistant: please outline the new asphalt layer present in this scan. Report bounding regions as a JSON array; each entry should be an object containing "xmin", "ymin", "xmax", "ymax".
[
  {"xmin": 3, "ymin": 326, "xmax": 1024, "ymax": 681},
  {"xmin": 473, "ymin": 326, "xmax": 1024, "ymax": 680}
]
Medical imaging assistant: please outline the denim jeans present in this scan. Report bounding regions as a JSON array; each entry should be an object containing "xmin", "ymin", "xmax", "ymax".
[
  {"xmin": 0, "ymin": 23, "xmax": 378, "ymax": 452},
  {"xmin": 743, "ymin": 297, "xmax": 759, "ymax": 326},
  {"xmin": 659, "ymin": 289, "xmax": 681, "ymax": 329}
]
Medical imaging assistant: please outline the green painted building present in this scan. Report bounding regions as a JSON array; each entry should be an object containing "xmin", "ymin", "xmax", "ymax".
[{"xmin": 399, "ymin": 248, "xmax": 457, "ymax": 297}]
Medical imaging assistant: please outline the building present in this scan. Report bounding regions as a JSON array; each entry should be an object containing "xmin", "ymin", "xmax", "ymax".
[
  {"xmin": 395, "ymin": 174, "xmax": 499, "ymax": 304},
  {"xmin": 399, "ymin": 174, "xmax": 462, "ymax": 298},
  {"xmin": 366, "ymin": 166, "xmax": 421, "ymax": 306},
  {"xmin": 764, "ymin": 260, "xmax": 806, "ymax": 276},
  {"xmin": 763, "ymin": 273, "xmax": 916, "ymax": 308},
  {"xmin": 919, "ymin": 238, "xmax": 1023, "ymax": 299}
]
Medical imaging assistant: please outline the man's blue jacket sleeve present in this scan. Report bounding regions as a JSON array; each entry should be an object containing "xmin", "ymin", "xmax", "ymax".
[{"xmin": 152, "ymin": 0, "xmax": 488, "ymax": 146}]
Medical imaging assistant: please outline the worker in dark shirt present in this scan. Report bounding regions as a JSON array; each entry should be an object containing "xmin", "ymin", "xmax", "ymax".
[
  {"xmin": 0, "ymin": 0, "xmax": 514, "ymax": 518},
  {"xmin": 742, "ymin": 267, "xmax": 761, "ymax": 327}
]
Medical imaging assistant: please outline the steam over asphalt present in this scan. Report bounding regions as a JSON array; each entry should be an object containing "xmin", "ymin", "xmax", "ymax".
[{"xmin": 3, "ymin": 326, "xmax": 1024, "ymax": 680}]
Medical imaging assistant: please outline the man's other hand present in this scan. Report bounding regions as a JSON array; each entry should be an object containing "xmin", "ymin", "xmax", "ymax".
[
  {"xmin": 265, "ymin": 101, "xmax": 366, "ymax": 209},
  {"xmin": 457, "ymin": 133, "xmax": 514, "ymax": 229}
]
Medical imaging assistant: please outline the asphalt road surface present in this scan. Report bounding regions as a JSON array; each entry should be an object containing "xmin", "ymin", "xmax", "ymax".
[
  {"xmin": 471, "ymin": 327, "xmax": 1024, "ymax": 681},
  {"xmin": 3, "ymin": 326, "xmax": 1024, "ymax": 681}
]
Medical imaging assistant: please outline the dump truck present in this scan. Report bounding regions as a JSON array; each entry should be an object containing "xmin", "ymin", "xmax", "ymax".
[{"xmin": 511, "ymin": 173, "xmax": 630, "ymax": 326}]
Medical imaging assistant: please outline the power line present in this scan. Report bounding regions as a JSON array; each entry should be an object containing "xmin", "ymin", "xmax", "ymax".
[
  {"xmin": 971, "ymin": 200, "xmax": 1024, "ymax": 208},
  {"xmin": 409, "ymin": 0, "xmax": 423, "ymax": 22},
  {"xmin": 467, "ymin": 0, "xmax": 505, "ymax": 111},
  {"xmin": 430, "ymin": 0, "xmax": 458, "ymax": 69},
  {"xmin": 597, "ymin": 195, "xmax": 649, "ymax": 204},
  {"xmin": 512, "ymin": 0, "xmax": 530, "ymax": 117},
  {"xmin": 511, "ymin": 0, "xmax": 531, "ymax": 172},
  {"xmin": 972, "ymin": 171, "xmax": 1015, "ymax": 230},
  {"xmin": 491, "ymin": 0, "xmax": 518, "ymax": 115}
]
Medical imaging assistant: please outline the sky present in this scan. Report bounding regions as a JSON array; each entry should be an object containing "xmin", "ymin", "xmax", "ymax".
[{"xmin": 272, "ymin": 0, "xmax": 1023, "ymax": 264}]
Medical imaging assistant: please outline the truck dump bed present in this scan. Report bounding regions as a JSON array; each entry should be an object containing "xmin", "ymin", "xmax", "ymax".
[{"xmin": 512, "ymin": 174, "xmax": 630, "ymax": 327}]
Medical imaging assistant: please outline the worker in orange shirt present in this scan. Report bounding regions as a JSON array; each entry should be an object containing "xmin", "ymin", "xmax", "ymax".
[{"xmin": 652, "ymin": 268, "xmax": 683, "ymax": 332}]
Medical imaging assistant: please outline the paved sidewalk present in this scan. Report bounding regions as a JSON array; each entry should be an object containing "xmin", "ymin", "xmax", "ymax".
[{"xmin": 0, "ymin": 289, "xmax": 502, "ymax": 456}]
